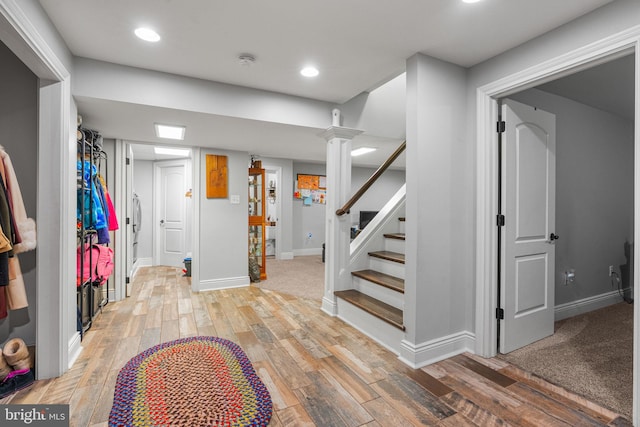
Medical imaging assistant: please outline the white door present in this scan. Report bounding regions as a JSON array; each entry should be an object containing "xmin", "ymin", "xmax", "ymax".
[
  {"xmin": 500, "ymin": 99, "xmax": 556, "ymax": 354},
  {"xmin": 154, "ymin": 160, "xmax": 188, "ymax": 267}
]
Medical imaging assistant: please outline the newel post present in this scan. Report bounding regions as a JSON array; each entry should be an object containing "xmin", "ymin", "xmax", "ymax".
[{"xmin": 320, "ymin": 109, "xmax": 363, "ymax": 316}]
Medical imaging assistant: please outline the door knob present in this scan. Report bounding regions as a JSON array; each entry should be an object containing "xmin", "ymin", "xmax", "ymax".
[
  {"xmin": 549, "ymin": 233, "xmax": 559, "ymax": 241},
  {"xmin": 160, "ymin": 219, "xmax": 165, "ymax": 226}
]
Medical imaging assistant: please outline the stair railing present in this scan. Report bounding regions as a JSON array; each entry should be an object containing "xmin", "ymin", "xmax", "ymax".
[{"xmin": 336, "ymin": 141, "xmax": 406, "ymax": 216}]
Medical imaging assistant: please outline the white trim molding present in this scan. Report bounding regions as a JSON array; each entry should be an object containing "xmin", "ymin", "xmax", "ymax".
[
  {"xmin": 474, "ymin": 26, "xmax": 640, "ymax": 426},
  {"xmin": 399, "ymin": 331, "xmax": 476, "ymax": 369},
  {"xmin": 67, "ymin": 333, "xmax": 82, "ymax": 369},
  {"xmin": 293, "ymin": 248, "xmax": 323, "ymax": 257},
  {"xmin": 197, "ymin": 276, "xmax": 250, "ymax": 292},
  {"xmin": 280, "ymin": 251, "xmax": 294, "ymax": 260},
  {"xmin": 555, "ymin": 291, "xmax": 626, "ymax": 322}
]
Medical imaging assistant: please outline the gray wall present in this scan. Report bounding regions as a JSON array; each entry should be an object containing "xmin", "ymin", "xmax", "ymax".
[
  {"xmin": 292, "ymin": 162, "xmax": 326, "ymax": 254},
  {"xmin": 511, "ymin": 88, "xmax": 634, "ymax": 305},
  {"xmin": 0, "ymin": 41, "xmax": 38, "ymax": 346},
  {"xmin": 199, "ymin": 149, "xmax": 249, "ymax": 281},
  {"xmin": 292, "ymin": 162, "xmax": 406, "ymax": 253},
  {"xmin": 133, "ymin": 160, "xmax": 154, "ymax": 260}
]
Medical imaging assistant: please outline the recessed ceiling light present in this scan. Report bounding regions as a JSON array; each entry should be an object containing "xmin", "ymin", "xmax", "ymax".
[
  {"xmin": 154, "ymin": 147, "xmax": 190, "ymax": 156},
  {"xmin": 300, "ymin": 66, "xmax": 319, "ymax": 77},
  {"xmin": 351, "ymin": 147, "xmax": 377, "ymax": 157},
  {"xmin": 154, "ymin": 124, "xmax": 186, "ymax": 140},
  {"xmin": 462, "ymin": 0, "xmax": 483, "ymax": 3},
  {"xmin": 135, "ymin": 27, "xmax": 161, "ymax": 42}
]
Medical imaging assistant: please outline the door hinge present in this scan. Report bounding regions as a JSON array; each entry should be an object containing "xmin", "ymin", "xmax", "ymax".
[
  {"xmin": 497, "ymin": 214, "xmax": 505, "ymax": 227},
  {"xmin": 126, "ymin": 276, "xmax": 130, "ymax": 284},
  {"xmin": 126, "ymin": 157, "xmax": 131, "ymax": 165},
  {"xmin": 126, "ymin": 217, "xmax": 131, "ymax": 225},
  {"xmin": 497, "ymin": 120, "xmax": 506, "ymax": 133},
  {"xmin": 496, "ymin": 307, "xmax": 504, "ymax": 320}
]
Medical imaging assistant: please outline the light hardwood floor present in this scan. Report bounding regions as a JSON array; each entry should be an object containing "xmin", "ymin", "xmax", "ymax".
[{"xmin": 1, "ymin": 266, "xmax": 632, "ymax": 426}]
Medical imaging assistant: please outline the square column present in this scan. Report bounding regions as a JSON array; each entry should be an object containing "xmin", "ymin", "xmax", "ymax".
[{"xmin": 320, "ymin": 125, "xmax": 362, "ymax": 315}]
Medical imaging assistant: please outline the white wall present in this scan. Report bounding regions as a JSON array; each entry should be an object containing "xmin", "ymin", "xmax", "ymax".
[
  {"xmin": 0, "ymin": 40, "xmax": 38, "ymax": 346},
  {"xmin": 350, "ymin": 167, "xmax": 405, "ymax": 228},
  {"xmin": 133, "ymin": 160, "xmax": 154, "ymax": 260},
  {"xmin": 198, "ymin": 148, "xmax": 250, "ymax": 289},
  {"xmin": 510, "ymin": 88, "xmax": 634, "ymax": 305},
  {"xmin": 403, "ymin": 53, "xmax": 471, "ymax": 362}
]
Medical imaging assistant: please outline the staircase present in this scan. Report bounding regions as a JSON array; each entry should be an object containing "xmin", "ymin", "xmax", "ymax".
[{"xmin": 334, "ymin": 216, "xmax": 406, "ymax": 353}]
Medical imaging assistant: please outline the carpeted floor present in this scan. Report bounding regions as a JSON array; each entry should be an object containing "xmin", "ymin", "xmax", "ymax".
[
  {"xmin": 499, "ymin": 302, "xmax": 634, "ymax": 419},
  {"xmin": 254, "ymin": 255, "xmax": 325, "ymax": 301}
]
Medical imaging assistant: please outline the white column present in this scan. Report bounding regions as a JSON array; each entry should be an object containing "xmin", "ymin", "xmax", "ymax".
[{"xmin": 320, "ymin": 123, "xmax": 362, "ymax": 316}]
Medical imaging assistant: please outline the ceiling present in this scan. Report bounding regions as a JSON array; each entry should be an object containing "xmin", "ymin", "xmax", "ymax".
[
  {"xmin": 536, "ymin": 54, "xmax": 635, "ymax": 121},
  {"xmin": 38, "ymin": 0, "xmax": 617, "ymax": 166}
]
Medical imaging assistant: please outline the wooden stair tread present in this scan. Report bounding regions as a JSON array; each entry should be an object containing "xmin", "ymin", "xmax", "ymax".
[
  {"xmin": 369, "ymin": 250, "xmax": 405, "ymax": 264},
  {"xmin": 384, "ymin": 233, "xmax": 405, "ymax": 240},
  {"xmin": 352, "ymin": 269, "xmax": 404, "ymax": 293},
  {"xmin": 398, "ymin": 217, "xmax": 405, "ymax": 222},
  {"xmin": 335, "ymin": 290, "xmax": 405, "ymax": 330}
]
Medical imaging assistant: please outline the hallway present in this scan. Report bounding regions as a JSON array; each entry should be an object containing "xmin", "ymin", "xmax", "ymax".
[{"xmin": 1, "ymin": 266, "xmax": 630, "ymax": 426}]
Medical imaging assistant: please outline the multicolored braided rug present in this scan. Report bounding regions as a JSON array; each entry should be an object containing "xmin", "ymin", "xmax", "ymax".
[{"xmin": 109, "ymin": 336, "xmax": 272, "ymax": 426}]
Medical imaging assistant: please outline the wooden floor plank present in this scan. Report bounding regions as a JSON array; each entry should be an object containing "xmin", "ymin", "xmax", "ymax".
[{"xmin": 5, "ymin": 265, "xmax": 628, "ymax": 427}]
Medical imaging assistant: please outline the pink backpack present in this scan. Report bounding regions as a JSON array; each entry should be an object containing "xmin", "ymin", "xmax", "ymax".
[{"xmin": 77, "ymin": 244, "xmax": 114, "ymax": 286}]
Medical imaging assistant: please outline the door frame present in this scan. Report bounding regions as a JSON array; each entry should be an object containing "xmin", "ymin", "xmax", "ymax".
[{"xmin": 475, "ymin": 30, "xmax": 640, "ymax": 424}]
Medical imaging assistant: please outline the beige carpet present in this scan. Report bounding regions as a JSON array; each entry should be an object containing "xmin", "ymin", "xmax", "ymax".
[
  {"xmin": 499, "ymin": 302, "xmax": 633, "ymax": 419},
  {"xmin": 254, "ymin": 255, "xmax": 325, "ymax": 301}
]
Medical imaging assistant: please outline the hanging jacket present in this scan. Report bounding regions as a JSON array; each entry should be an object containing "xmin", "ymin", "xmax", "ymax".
[
  {"xmin": 77, "ymin": 160, "xmax": 107, "ymax": 231},
  {"xmin": 0, "ymin": 146, "xmax": 36, "ymax": 254}
]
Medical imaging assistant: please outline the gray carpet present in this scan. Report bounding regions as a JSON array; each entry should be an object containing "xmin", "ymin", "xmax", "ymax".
[
  {"xmin": 255, "ymin": 255, "xmax": 325, "ymax": 301},
  {"xmin": 500, "ymin": 302, "xmax": 633, "ymax": 419}
]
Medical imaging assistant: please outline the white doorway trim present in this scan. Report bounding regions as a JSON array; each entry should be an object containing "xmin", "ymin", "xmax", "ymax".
[
  {"xmin": 0, "ymin": 0, "xmax": 76, "ymax": 379},
  {"xmin": 475, "ymin": 27, "xmax": 640, "ymax": 424}
]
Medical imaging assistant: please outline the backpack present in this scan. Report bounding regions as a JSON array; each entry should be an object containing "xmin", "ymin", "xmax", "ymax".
[{"xmin": 77, "ymin": 243, "xmax": 114, "ymax": 286}]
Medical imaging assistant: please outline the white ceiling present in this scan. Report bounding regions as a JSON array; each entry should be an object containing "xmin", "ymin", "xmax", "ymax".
[{"xmin": 38, "ymin": 0, "xmax": 616, "ymax": 166}]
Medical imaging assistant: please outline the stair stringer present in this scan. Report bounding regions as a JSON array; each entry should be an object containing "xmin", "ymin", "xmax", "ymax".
[
  {"xmin": 349, "ymin": 184, "xmax": 406, "ymax": 272},
  {"xmin": 334, "ymin": 184, "xmax": 406, "ymax": 354}
]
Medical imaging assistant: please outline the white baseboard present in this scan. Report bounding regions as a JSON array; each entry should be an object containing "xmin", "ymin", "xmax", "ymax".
[
  {"xmin": 67, "ymin": 332, "xmax": 83, "ymax": 370},
  {"xmin": 399, "ymin": 331, "xmax": 475, "ymax": 369},
  {"xmin": 279, "ymin": 252, "xmax": 294, "ymax": 260},
  {"xmin": 322, "ymin": 296, "xmax": 337, "ymax": 316},
  {"xmin": 132, "ymin": 257, "xmax": 153, "ymax": 279},
  {"xmin": 198, "ymin": 276, "xmax": 250, "ymax": 292},
  {"xmin": 555, "ymin": 290, "xmax": 624, "ymax": 321},
  {"xmin": 293, "ymin": 248, "xmax": 323, "ymax": 256}
]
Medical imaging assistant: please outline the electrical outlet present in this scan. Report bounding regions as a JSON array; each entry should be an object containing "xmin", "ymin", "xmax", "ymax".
[{"xmin": 609, "ymin": 265, "xmax": 614, "ymax": 276}]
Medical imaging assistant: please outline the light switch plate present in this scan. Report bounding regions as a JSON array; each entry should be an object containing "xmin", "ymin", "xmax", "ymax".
[{"xmin": 230, "ymin": 194, "xmax": 240, "ymax": 204}]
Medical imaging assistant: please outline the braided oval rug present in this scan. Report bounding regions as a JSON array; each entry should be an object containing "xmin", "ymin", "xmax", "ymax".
[{"xmin": 109, "ymin": 336, "xmax": 272, "ymax": 426}]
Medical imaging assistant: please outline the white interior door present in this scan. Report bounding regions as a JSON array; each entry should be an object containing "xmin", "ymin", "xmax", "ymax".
[
  {"xmin": 154, "ymin": 160, "xmax": 187, "ymax": 267},
  {"xmin": 500, "ymin": 99, "xmax": 557, "ymax": 354}
]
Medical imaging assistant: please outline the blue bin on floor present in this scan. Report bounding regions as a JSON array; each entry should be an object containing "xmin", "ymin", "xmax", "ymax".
[{"xmin": 183, "ymin": 257, "xmax": 192, "ymax": 277}]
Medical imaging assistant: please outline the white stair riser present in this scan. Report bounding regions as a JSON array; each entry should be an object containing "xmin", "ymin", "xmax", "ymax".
[
  {"xmin": 398, "ymin": 220, "xmax": 405, "ymax": 235},
  {"xmin": 369, "ymin": 257, "xmax": 405, "ymax": 279},
  {"xmin": 352, "ymin": 276, "xmax": 404, "ymax": 310},
  {"xmin": 336, "ymin": 299, "xmax": 404, "ymax": 355},
  {"xmin": 384, "ymin": 238, "xmax": 405, "ymax": 254}
]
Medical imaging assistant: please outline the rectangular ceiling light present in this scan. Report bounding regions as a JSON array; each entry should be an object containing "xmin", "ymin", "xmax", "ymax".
[
  {"xmin": 154, "ymin": 123, "xmax": 186, "ymax": 140},
  {"xmin": 154, "ymin": 147, "xmax": 190, "ymax": 156},
  {"xmin": 351, "ymin": 147, "xmax": 377, "ymax": 157}
]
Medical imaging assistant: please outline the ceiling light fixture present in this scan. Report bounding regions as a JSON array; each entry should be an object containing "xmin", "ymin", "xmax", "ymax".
[
  {"xmin": 351, "ymin": 147, "xmax": 377, "ymax": 157},
  {"xmin": 154, "ymin": 123, "xmax": 186, "ymax": 140},
  {"xmin": 154, "ymin": 147, "xmax": 190, "ymax": 156},
  {"xmin": 462, "ymin": 0, "xmax": 483, "ymax": 3},
  {"xmin": 300, "ymin": 66, "xmax": 319, "ymax": 77},
  {"xmin": 135, "ymin": 27, "xmax": 161, "ymax": 42}
]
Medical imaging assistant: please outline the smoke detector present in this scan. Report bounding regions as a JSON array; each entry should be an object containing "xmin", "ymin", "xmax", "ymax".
[{"xmin": 238, "ymin": 54, "xmax": 256, "ymax": 67}]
